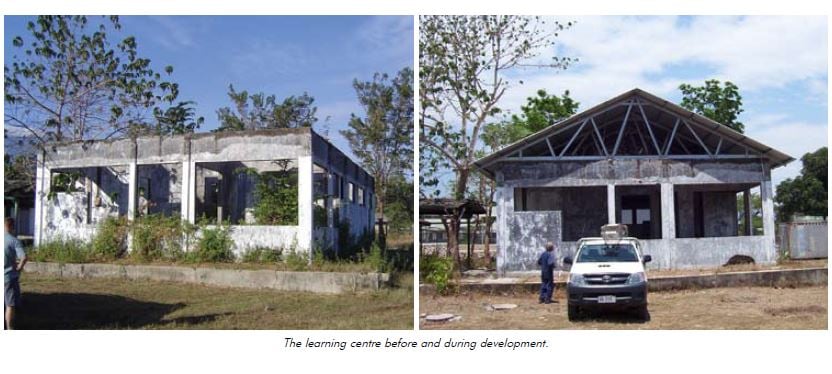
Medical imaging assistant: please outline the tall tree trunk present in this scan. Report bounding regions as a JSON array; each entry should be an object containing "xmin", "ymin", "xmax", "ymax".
[
  {"xmin": 445, "ymin": 215, "xmax": 461, "ymax": 268},
  {"xmin": 448, "ymin": 167, "xmax": 470, "ymax": 269}
]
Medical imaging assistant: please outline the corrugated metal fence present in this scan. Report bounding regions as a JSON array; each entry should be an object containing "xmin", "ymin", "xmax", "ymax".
[{"xmin": 779, "ymin": 220, "xmax": 828, "ymax": 259}]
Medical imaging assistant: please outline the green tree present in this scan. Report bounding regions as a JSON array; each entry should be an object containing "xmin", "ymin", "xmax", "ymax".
[
  {"xmin": 341, "ymin": 68, "xmax": 414, "ymax": 248},
  {"xmin": 775, "ymin": 147, "xmax": 828, "ymax": 221},
  {"xmin": 384, "ymin": 175, "xmax": 415, "ymax": 235},
  {"xmin": 5, "ymin": 16, "xmax": 195, "ymax": 195},
  {"xmin": 420, "ymin": 15, "xmax": 574, "ymax": 266},
  {"xmin": 153, "ymin": 101, "xmax": 204, "ymax": 135},
  {"xmin": 507, "ymin": 89, "xmax": 578, "ymax": 140},
  {"xmin": 5, "ymin": 16, "xmax": 188, "ymax": 144},
  {"xmin": 679, "ymin": 79, "xmax": 745, "ymax": 133},
  {"xmin": 215, "ymin": 85, "xmax": 316, "ymax": 131}
]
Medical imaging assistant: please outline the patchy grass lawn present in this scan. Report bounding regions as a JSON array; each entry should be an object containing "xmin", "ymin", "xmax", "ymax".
[
  {"xmin": 17, "ymin": 273, "xmax": 413, "ymax": 330},
  {"xmin": 420, "ymin": 286, "xmax": 827, "ymax": 330}
]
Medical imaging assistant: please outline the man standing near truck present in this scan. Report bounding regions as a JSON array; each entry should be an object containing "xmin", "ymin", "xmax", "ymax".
[{"xmin": 538, "ymin": 242, "xmax": 557, "ymax": 304}]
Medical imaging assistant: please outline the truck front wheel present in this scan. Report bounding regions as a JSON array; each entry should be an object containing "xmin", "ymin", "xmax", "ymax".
[{"xmin": 568, "ymin": 305, "xmax": 580, "ymax": 321}]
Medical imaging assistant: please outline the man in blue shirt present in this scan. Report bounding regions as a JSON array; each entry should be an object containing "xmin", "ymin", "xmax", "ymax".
[
  {"xmin": 537, "ymin": 242, "xmax": 556, "ymax": 304},
  {"xmin": 5, "ymin": 217, "xmax": 27, "ymax": 330}
]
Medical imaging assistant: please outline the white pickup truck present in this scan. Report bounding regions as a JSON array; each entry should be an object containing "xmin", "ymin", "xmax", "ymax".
[{"xmin": 563, "ymin": 225, "xmax": 652, "ymax": 321}]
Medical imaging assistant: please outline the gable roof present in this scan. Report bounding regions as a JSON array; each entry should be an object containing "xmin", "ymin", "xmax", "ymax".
[{"xmin": 474, "ymin": 88, "xmax": 794, "ymax": 176}]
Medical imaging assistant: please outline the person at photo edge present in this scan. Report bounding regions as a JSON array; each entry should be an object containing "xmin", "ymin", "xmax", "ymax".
[
  {"xmin": 538, "ymin": 242, "xmax": 557, "ymax": 304},
  {"xmin": 5, "ymin": 217, "xmax": 28, "ymax": 330}
]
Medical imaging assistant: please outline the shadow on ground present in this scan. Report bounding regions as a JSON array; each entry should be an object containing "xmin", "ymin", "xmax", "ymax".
[
  {"xmin": 16, "ymin": 292, "xmax": 227, "ymax": 329},
  {"xmin": 571, "ymin": 309, "xmax": 651, "ymax": 324}
]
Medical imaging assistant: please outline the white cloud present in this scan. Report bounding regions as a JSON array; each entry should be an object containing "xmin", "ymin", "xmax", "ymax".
[
  {"xmin": 354, "ymin": 16, "xmax": 414, "ymax": 62},
  {"xmin": 147, "ymin": 16, "xmax": 198, "ymax": 50},
  {"xmin": 502, "ymin": 16, "xmax": 827, "ymax": 110},
  {"xmin": 495, "ymin": 16, "xmax": 827, "ymax": 187}
]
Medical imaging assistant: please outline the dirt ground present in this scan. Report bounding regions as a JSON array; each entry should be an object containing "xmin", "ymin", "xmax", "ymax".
[
  {"xmin": 474, "ymin": 259, "xmax": 829, "ymax": 284},
  {"xmin": 16, "ymin": 273, "xmax": 413, "ymax": 330},
  {"xmin": 420, "ymin": 286, "xmax": 828, "ymax": 330}
]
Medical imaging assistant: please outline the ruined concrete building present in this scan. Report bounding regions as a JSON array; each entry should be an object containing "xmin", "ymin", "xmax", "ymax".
[
  {"xmin": 474, "ymin": 89, "xmax": 793, "ymax": 272},
  {"xmin": 33, "ymin": 128, "xmax": 375, "ymax": 257}
]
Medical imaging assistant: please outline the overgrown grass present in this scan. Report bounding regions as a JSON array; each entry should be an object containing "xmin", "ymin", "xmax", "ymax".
[
  {"xmin": 188, "ymin": 225, "xmax": 235, "ymax": 263},
  {"xmin": 28, "ymin": 238, "xmax": 92, "ymax": 263},
  {"xmin": 31, "ymin": 217, "xmax": 410, "ymax": 275},
  {"xmin": 131, "ymin": 214, "xmax": 190, "ymax": 262},
  {"xmin": 241, "ymin": 246, "xmax": 282, "ymax": 263},
  {"xmin": 89, "ymin": 216, "xmax": 128, "ymax": 260}
]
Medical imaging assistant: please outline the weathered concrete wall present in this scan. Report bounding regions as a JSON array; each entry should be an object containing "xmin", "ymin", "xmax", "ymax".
[
  {"xmin": 224, "ymin": 225, "xmax": 299, "ymax": 255},
  {"xmin": 310, "ymin": 132, "xmax": 375, "ymax": 254},
  {"xmin": 702, "ymin": 191, "xmax": 737, "ymax": 237},
  {"xmin": 497, "ymin": 159, "xmax": 765, "ymax": 187},
  {"xmin": 640, "ymin": 236, "xmax": 775, "ymax": 269},
  {"xmin": 499, "ymin": 211, "xmax": 562, "ymax": 272},
  {"xmin": 25, "ymin": 262, "xmax": 389, "ymax": 294}
]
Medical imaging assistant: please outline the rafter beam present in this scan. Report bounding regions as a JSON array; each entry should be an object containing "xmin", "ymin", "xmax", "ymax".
[
  {"xmin": 637, "ymin": 99, "xmax": 662, "ymax": 154},
  {"xmin": 559, "ymin": 119, "xmax": 589, "ymax": 157},
  {"xmin": 683, "ymin": 120, "xmax": 711, "ymax": 156},
  {"xmin": 545, "ymin": 137, "xmax": 556, "ymax": 157},
  {"xmin": 664, "ymin": 118, "xmax": 680, "ymax": 156},
  {"xmin": 591, "ymin": 118, "xmax": 609, "ymax": 156},
  {"xmin": 612, "ymin": 103, "xmax": 633, "ymax": 155}
]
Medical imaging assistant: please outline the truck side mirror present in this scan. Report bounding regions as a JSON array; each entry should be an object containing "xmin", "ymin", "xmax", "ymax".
[
  {"xmin": 563, "ymin": 257, "xmax": 573, "ymax": 265},
  {"xmin": 643, "ymin": 255, "xmax": 652, "ymax": 264}
]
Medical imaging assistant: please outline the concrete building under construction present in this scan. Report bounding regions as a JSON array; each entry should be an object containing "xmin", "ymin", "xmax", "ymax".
[
  {"xmin": 474, "ymin": 89, "xmax": 793, "ymax": 273},
  {"xmin": 33, "ymin": 128, "xmax": 375, "ymax": 257}
]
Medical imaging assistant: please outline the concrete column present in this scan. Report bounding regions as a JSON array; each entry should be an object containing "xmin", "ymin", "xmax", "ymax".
[
  {"xmin": 607, "ymin": 184, "xmax": 616, "ymax": 224},
  {"xmin": 297, "ymin": 155, "xmax": 314, "ymax": 257},
  {"xmin": 743, "ymin": 189, "xmax": 753, "ymax": 236},
  {"xmin": 33, "ymin": 152, "xmax": 49, "ymax": 247},
  {"xmin": 495, "ymin": 185, "xmax": 511, "ymax": 274},
  {"xmin": 127, "ymin": 162, "xmax": 138, "ymax": 221},
  {"xmin": 186, "ymin": 162, "xmax": 197, "ymax": 223},
  {"xmin": 660, "ymin": 183, "xmax": 676, "ymax": 239},
  {"xmin": 180, "ymin": 161, "xmax": 191, "ymax": 222},
  {"xmin": 761, "ymin": 180, "xmax": 776, "ymax": 237}
]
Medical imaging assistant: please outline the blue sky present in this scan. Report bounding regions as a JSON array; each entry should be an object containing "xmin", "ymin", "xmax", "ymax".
[
  {"xmin": 4, "ymin": 15, "xmax": 414, "ymax": 160},
  {"xmin": 425, "ymin": 15, "xmax": 828, "ymax": 196}
]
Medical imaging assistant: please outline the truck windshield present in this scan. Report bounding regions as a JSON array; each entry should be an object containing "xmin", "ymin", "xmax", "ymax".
[{"xmin": 576, "ymin": 244, "xmax": 639, "ymax": 263}]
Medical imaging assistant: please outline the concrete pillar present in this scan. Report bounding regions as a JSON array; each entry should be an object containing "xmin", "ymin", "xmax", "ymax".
[
  {"xmin": 761, "ymin": 180, "xmax": 776, "ymax": 237},
  {"xmin": 127, "ymin": 161, "xmax": 138, "ymax": 221},
  {"xmin": 187, "ymin": 162, "xmax": 197, "ymax": 223},
  {"xmin": 607, "ymin": 184, "xmax": 616, "ymax": 224},
  {"xmin": 495, "ymin": 185, "xmax": 512, "ymax": 274},
  {"xmin": 180, "ymin": 161, "xmax": 191, "ymax": 223},
  {"xmin": 297, "ymin": 155, "xmax": 314, "ymax": 257},
  {"xmin": 660, "ymin": 183, "xmax": 676, "ymax": 239},
  {"xmin": 743, "ymin": 189, "xmax": 753, "ymax": 236},
  {"xmin": 33, "ymin": 152, "xmax": 49, "ymax": 247}
]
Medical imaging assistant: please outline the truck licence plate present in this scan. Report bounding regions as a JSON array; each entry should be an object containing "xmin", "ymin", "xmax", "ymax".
[{"xmin": 597, "ymin": 295, "xmax": 616, "ymax": 303}]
